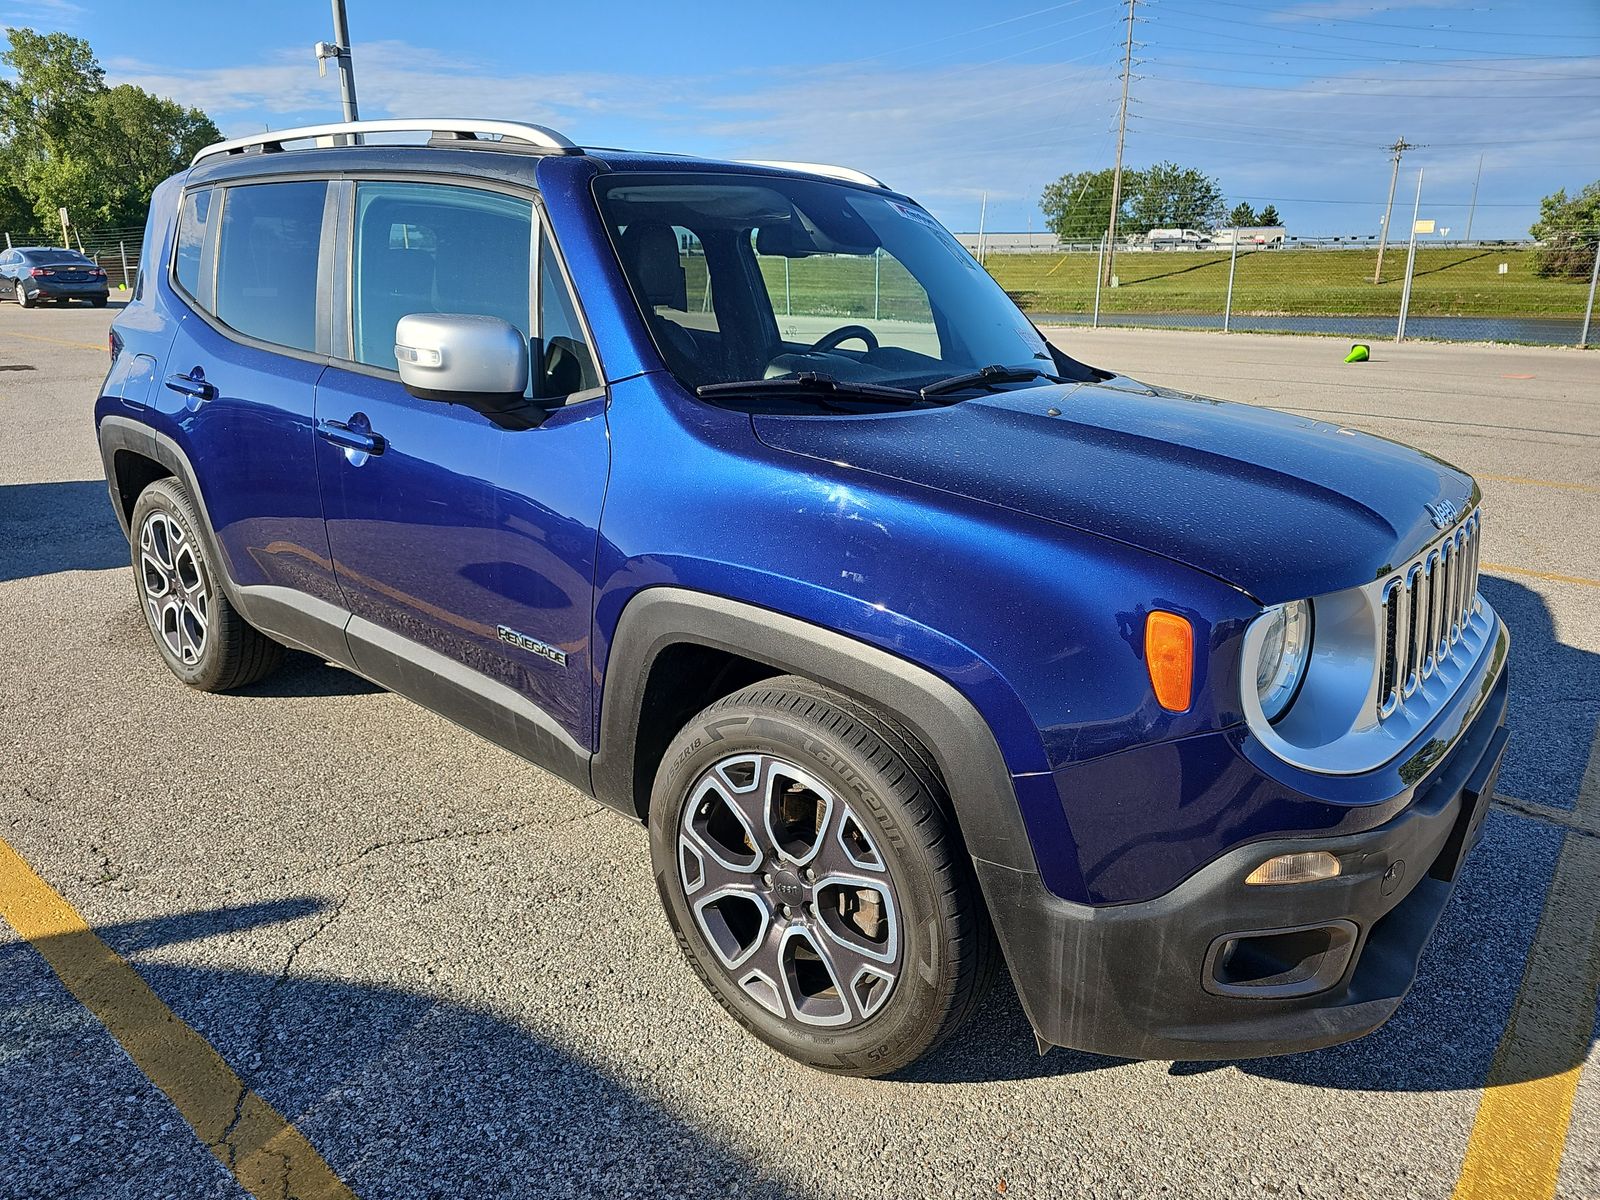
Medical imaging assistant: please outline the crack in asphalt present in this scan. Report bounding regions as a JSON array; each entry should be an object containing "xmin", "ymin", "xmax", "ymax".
[
  {"xmin": 210, "ymin": 882, "xmax": 356, "ymax": 1180},
  {"xmin": 1492, "ymin": 795, "xmax": 1600, "ymax": 840}
]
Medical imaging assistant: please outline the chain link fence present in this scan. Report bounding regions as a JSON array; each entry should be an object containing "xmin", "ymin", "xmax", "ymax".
[
  {"xmin": 3, "ymin": 224, "xmax": 145, "ymax": 291},
  {"xmin": 978, "ymin": 225, "xmax": 1599, "ymax": 349}
]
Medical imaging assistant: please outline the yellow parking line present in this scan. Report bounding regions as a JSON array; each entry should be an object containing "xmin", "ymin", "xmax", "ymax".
[
  {"xmin": 0, "ymin": 836, "xmax": 356, "ymax": 1200},
  {"xmin": 1453, "ymin": 724, "xmax": 1600, "ymax": 1199},
  {"xmin": 3, "ymin": 329, "xmax": 106, "ymax": 353},
  {"xmin": 1476, "ymin": 473, "xmax": 1600, "ymax": 496},
  {"xmin": 1481, "ymin": 562, "xmax": 1600, "ymax": 590}
]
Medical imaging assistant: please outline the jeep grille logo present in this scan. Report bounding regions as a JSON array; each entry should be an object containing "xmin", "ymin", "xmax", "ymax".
[{"xmin": 1425, "ymin": 499, "xmax": 1461, "ymax": 530}]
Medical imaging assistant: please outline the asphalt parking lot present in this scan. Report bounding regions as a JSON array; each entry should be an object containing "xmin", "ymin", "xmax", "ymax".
[{"xmin": 2, "ymin": 301, "xmax": 1597, "ymax": 1200}]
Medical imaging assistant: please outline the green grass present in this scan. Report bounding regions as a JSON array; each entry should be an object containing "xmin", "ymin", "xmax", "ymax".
[
  {"xmin": 985, "ymin": 247, "xmax": 1589, "ymax": 318},
  {"xmin": 675, "ymin": 245, "xmax": 1589, "ymax": 324}
]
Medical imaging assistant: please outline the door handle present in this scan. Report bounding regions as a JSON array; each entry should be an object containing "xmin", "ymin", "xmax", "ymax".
[
  {"xmin": 317, "ymin": 416, "xmax": 385, "ymax": 456},
  {"xmin": 163, "ymin": 368, "xmax": 216, "ymax": 401}
]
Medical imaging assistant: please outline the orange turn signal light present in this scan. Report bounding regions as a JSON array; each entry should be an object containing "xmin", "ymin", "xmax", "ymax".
[{"xmin": 1145, "ymin": 610, "xmax": 1194, "ymax": 712}]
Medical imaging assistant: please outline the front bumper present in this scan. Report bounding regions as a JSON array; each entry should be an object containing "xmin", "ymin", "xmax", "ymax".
[{"xmin": 979, "ymin": 631, "xmax": 1510, "ymax": 1061}]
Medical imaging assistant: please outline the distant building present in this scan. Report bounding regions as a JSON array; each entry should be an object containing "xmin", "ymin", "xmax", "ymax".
[{"xmin": 953, "ymin": 231, "xmax": 1066, "ymax": 255}]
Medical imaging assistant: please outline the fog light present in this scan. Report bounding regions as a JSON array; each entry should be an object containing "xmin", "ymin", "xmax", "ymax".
[{"xmin": 1244, "ymin": 851, "xmax": 1341, "ymax": 886}]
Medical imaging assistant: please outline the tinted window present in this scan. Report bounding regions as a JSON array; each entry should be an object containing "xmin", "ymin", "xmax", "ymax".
[
  {"xmin": 174, "ymin": 190, "xmax": 213, "ymax": 300},
  {"xmin": 535, "ymin": 228, "xmax": 598, "ymax": 400},
  {"xmin": 351, "ymin": 181, "xmax": 532, "ymax": 371},
  {"xmin": 213, "ymin": 182, "xmax": 326, "ymax": 352},
  {"xmin": 27, "ymin": 249, "xmax": 93, "ymax": 266}
]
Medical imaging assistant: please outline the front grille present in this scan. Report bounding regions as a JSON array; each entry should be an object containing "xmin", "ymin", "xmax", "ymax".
[{"xmin": 1377, "ymin": 509, "xmax": 1481, "ymax": 719}]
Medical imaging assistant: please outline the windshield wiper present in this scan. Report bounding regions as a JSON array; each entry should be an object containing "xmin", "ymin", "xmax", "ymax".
[
  {"xmin": 919, "ymin": 363, "xmax": 1066, "ymax": 399},
  {"xmin": 696, "ymin": 372, "xmax": 929, "ymax": 406}
]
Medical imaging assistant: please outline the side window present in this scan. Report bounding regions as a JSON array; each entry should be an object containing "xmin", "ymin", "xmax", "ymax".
[
  {"xmin": 174, "ymin": 188, "xmax": 213, "ymax": 300},
  {"xmin": 752, "ymin": 235, "xmax": 940, "ymax": 358},
  {"xmin": 535, "ymin": 228, "xmax": 599, "ymax": 401},
  {"xmin": 351, "ymin": 181, "xmax": 532, "ymax": 372},
  {"xmin": 212, "ymin": 181, "xmax": 326, "ymax": 352}
]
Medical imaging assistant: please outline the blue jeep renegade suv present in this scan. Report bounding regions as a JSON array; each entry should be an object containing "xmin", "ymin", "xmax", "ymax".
[{"xmin": 96, "ymin": 119, "xmax": 1510, "ymax": 1077}]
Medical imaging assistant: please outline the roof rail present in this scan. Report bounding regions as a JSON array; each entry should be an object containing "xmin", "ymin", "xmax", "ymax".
[
  {"xmin": 739, "ymin": 160, "xmax": 890, "ymax": 190},
  {"xmin": 192, "ymin": 118, "xmax": 582, "ymax": 166}
]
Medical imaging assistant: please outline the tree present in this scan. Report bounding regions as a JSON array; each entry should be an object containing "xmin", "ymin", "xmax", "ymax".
[
  {"xmin": 0, "ymin": 26, "xmax": 220, "ymax": 231},
  {"xmin": 1040, "ymin": 168, "xmax": 1130, "ymax": 242},
  {"xmin": 1227, "ymin": 201, "xmax": 1256, "ymax": 227},
  {"xmin": 1530, "ymin": 182, "xmax": 1599, "ymax": 279},
  {"xmin": 1125, "ymin": 161, "xmax": 1227, "ymax": 233},
  {"xmin": 1257, "ymin": 203, "xmax": 1282, "ymax": 228}
]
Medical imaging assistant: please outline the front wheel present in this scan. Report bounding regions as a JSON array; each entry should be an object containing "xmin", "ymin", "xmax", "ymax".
[
  {"xmin": 649, "ymin": 676, "xmax": 997, "ymax": 1076},
  {"xmin": 130, "ymin": 479, "xmax": 282, "ymax": 691}
]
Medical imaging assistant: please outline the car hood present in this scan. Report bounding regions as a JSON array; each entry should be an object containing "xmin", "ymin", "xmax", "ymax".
[{"xmin": 751, "ymin": 376, "xmax": 1477, "ymax": 604}]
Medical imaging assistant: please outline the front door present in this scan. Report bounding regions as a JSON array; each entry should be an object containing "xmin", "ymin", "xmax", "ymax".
[{"xmin": 314, "ymin": 179, "xmax": 608, "ymax": 780}]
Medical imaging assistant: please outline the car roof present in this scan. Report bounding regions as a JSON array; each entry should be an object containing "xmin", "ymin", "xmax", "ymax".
[
  {"xmin": 182, "ymin": 120, "xmax": 902, "ymax": 196},
  {"xmin": 13, "ymin": 246, "xmax": 83, "ymax": 255}
]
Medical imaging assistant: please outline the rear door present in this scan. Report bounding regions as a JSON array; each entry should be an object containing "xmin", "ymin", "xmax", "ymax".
[
  {"xmin": 157, "ymin": 179, "xmax": 347, "ymax": 659},
  {"xmin": 313, "ymin": 176, "xmax": 608, "ymax": 781}
]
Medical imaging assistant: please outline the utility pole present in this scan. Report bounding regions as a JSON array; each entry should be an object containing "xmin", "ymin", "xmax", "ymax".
[
  {"xmin": 315, "ymin": 0, "xmax": 361, "ymax": 140},
  {"xmin": 1373, "ymin": 136, "xmax": 1416, "ymax": 284},
  {"xmin": 1104, "ymin": 0, "xmax": 1137, "ymax": 287},
  {"xmin": 1465, "ymin": 153, "xmax": 1484, "ymax": 243}
]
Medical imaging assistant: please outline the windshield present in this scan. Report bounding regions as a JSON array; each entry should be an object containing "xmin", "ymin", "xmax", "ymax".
[
  {"xmin": 595, "ymin": 173, "xmax": 1068, "ymax": 395},
  {"xmin": 26, "ymin": 249, "xmax": 92, "ymax": 266}
]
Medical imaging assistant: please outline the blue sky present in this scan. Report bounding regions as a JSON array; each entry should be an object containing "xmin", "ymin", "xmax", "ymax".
[{"xmin": 4, "ymin": 0, "xmax": 1598, "ymax": 237}]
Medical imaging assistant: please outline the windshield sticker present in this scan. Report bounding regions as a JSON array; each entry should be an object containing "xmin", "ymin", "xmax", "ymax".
[{"xmin": 890, "ymin": 202, "xmax": 978, "ymax": 270}]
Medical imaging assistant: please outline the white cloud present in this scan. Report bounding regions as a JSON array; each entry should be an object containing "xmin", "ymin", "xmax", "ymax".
[{"xmin": 103, "ymin": 35, "xmax": 1594, "ymax": 237}]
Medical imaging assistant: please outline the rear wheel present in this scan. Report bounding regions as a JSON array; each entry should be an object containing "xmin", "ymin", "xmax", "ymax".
[
  {"xmin": 130, "ymin": 479, "xmax": 282, "ymax": 691},
  {"xmin": 15, "ymin": 280, "xmax": 33, "ymax": 308},
  {"xmin": 91, "ymin": 296, "xmax": 108, "ymax": 308},
  {"xmin": 649, "ymin": 676, "xmax": 997, "ymax": 1076}
]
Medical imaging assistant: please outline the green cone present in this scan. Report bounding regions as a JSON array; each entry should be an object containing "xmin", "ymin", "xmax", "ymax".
[{"xmin": 1344, "ymin": 343, "xmax": 1370, "ymax": 363}]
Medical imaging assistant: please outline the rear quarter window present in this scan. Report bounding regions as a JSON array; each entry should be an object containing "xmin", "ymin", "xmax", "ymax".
[{"xmin": 212, "ymin": 181, "xmax": 327, "ymax": 352}]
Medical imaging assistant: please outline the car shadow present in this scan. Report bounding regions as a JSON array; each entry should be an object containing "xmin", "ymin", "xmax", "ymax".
[
  {"xmin": 917, "ymin": 575, "xmax": 1596, "ymax": 1093},
  {"xmin": 0, "ymin": 478, "xmax": 380, "ymax": 696},
  {"xmin": 0, "ymin": 480, "xmax": 130, "ymax": 583},
  {"xmin": 2, "ymin": 898, "xmax": 811, "ymax": 1199}
]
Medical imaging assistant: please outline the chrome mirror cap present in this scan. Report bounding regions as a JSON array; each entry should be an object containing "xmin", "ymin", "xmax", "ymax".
[{"xmin": 394, "ymin": 313, "xmax": 528, "ymax": 401}]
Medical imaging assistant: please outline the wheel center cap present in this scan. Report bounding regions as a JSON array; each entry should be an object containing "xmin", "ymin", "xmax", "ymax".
[{"xmin": 771, "ymin": 868, "xmax": 805, "ymax": 905}]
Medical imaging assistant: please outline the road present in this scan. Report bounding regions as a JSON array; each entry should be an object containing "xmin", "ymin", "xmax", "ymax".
[{"xmin": 2, "ymin": 303, "xmax": 1597, "ymax": 1199}]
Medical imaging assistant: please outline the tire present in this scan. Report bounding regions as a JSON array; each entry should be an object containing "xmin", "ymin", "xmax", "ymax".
[
  {"xmin": 91, "ymin": 297, "xmax": 108, "ymax": 308},
  {"xmin": 129, "ymin": 478, "xmax": 282, "ymax": 691},
  {"xmin": 15, "ymin": 280, "xmax": 33, "ymax": 308},
  {"xmin": 649, "ymin": 675, "xmax": 998, "ymax": 1077}
]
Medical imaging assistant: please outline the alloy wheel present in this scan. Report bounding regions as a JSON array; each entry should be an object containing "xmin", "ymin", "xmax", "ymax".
[
  {"xmin": 139, "ymin": 511, "xmax": 210, "ymax": 665},
  {"xmin": 676, "ymin": 753, "xmax": 901, "ymax": 1028}
]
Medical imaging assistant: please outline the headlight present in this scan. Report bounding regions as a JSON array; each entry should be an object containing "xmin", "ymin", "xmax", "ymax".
[{"xmin": 1254, "ymin": 600, "xmax": 1312, "ymax": 721}]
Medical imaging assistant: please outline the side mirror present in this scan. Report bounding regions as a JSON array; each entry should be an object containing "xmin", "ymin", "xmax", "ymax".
[{"xmin": 394, "ymin": 313, "xmax": 529, "ymax": 411}]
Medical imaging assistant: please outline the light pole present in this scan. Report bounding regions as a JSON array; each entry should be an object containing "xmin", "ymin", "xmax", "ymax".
[{"xmin": 315, "ymin": 0, "xmax": 361, "ymax": 138}]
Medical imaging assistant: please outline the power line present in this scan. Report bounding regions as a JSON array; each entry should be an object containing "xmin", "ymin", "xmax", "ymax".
[
  {"xmin": 1138, "ymin": 74, "xmax": 1600, "ymax": 100},
  {"xmin": 1142, "ymin": 59, "xmax": 1600, "ymax": 85},
  {"xmin": 1146, "ymin": 9, "xmax": 1600, "ymax": 56},
  {"xmin": 1143, "ymin": 16, "xmax": 1600, "ymax": 61},
  {"xmin": 1159, "ymin": 0, "xmax": 1600, "ymax": 39}
]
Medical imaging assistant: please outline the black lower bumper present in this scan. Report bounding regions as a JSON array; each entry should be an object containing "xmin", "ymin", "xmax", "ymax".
[
  {"xmin": 33, "ymin": 287, "xmax": 108, "ymax": 300},
  {"xmin": 981, "ymin": 652, "xmax": 1510, "ymax": 1062}
]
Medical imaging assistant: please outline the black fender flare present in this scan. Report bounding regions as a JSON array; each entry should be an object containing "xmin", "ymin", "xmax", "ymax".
[
  {"xmin": 97, "ymin": 415, "xmax": 242, "ymax": 608},
  {"xmin": 591, "ymin": 587, "xmax": 1040, "ymax": 876}
]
